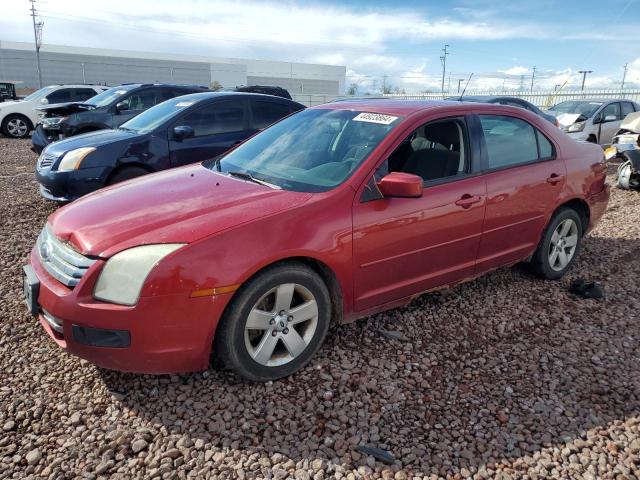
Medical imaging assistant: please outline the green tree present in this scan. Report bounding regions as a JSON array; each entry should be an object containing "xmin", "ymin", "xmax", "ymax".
[
  {"xmin": 210, "ymin": 80, "xmax": 223, "ymax": 91},
  {"xmin": 347, "ymin": 83, "xmax": 358, "ymax": 95}
]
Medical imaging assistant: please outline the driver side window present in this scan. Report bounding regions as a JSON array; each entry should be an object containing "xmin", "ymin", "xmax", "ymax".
[
  {"xmin": 120, "ymin": 89, "xmax": 163, "ymax": 111},
  {"xmin": 387, "ymin": 117, "xmax": 469, "ymax": 183},
  {"xmin": 600, "ymin": 103, "xmax": 621, "ymax": 121}
]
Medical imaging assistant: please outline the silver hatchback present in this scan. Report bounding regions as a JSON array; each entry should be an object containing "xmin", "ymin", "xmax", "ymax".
[{"xmin": 549, "ymin": 99, "xmax": 639, "ymax": 145}]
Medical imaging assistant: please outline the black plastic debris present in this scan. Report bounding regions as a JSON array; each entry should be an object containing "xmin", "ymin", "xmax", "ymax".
[
  {"xmin": 356, "ymin": 445, "xmax": 396, "ymax": 465},
  {"xmin": 378, "ymin": 328, "xmax": 410, "ymax": 342},
  {"xmin": 569, "ymin": 278, "xmax": 604, "ymax": 299}
]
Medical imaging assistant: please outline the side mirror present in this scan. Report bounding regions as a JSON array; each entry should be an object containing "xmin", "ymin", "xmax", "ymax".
[
  {"xmin": 377, "ymin": 172, "xmax": 423, "ymax": 198},
  {"xmin": 172, "ymin": 125, "xmax": 195, "ymax": 141},
  {"xmin": 115, "ymin": 101, "xmax": 129, "ymax": 112},
  {"xmin": 604, "ymin": 114, "xmax": 617, "ymax": 122}
]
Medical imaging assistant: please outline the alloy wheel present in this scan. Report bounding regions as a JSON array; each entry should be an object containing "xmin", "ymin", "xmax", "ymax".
[
  {"xmin": 7, "ymin": 118, "xmax": 28, "ymax": 138},
  {"xmin": 548, "ymin": 218, "xmax": 579, "ymax": 271},
  {"xmin": 244, "ymin": 283, "xmax": 319, "ymax": 367}
]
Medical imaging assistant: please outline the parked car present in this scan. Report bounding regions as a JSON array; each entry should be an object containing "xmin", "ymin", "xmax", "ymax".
[
  {"xmin": 447, "ymin": 95, "xmax": 559, "ymax": 126},
  {"xmin": 0, "ymin": 82, "xmax": 19, "ymax": 102},
  {"xmin": 31, "ymin": 83, "xmax": 209, "ymax": 153},
  {"xmin": 0, "ymin": 84, "xmax": 108, "ymax": 139},
  {"xmin": 548, "ymin": 99, "xmax": 640, "ymax": 145},
  {"xmin": 35, "ymin": 92, "xmax": 304, "ymax": 202},
  {"xmin": 234, "ymin": 85, "xmax": 292, "ymax": 100},
  {"xmin": 23, "ymin": 100, "xmax": 609, "ymax": 381}
]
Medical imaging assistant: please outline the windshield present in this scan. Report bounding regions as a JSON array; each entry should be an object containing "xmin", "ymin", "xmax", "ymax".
[
  {"xmin": 121, "ymin": 96, "xmax": 198, "ymax": 133},
  {"xmin": 23, "ymin": 86, "xmax": 57, "ymax": 101},
  {"xmin": 211, "ymin": 108, "xmax": 401, "ymax": 192},
  {"xmin": 549, "ymin": 101, "xmax": 603, "ymax": 118},
  {"xmin": 84, "ymin": 86, "xmax": 135, "ymax": 107}
]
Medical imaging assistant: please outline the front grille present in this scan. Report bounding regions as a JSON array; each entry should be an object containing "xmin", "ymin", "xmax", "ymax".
[
  {"xmin": 36, "ymin": 226, "xmax": 96, "ymax": 287},
  {"xmin": 38, "ymin": 153, "xmax": 57, "ymax": 168}
]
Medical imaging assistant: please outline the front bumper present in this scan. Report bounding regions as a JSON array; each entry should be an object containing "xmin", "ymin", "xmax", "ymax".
[
  {"xmin": 27, "ymin": 247, "xmax": 231, "ymax": 374},
  {"xmin": 31, "ymin": 124, "xmax": 61, "ymax": 154},
  {"xmin": 36, "ymin": 165, "xmax": 111, "ymax": 202}
]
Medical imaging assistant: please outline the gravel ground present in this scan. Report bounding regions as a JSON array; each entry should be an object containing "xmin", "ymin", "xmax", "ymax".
[{"xmin": 1, "ymin": 137, "xmax": 639, "ymax": 480}]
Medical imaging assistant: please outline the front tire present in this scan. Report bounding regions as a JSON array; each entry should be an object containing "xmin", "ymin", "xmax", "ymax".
[
  {"xmin": 1, "ymin": 114, "xmax": 32, "ymax": 138},
  {"xmin": 214, "ymin": 263, "xmax": 331, "ymax": 381},
  {"xmin": 107, "ymin": 166, "xmax": 148, "ymax": 185},
  {"xmin": 529, "ymin": 208, "xmax": 583, "ymax": 280}
]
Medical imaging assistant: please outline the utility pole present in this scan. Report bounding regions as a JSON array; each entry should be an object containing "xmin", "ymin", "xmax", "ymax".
[
  {"xmin": 530, "ymin": 66, "xmax": 536, "ymax": 92},
  {"xmin": 519, "ymin": 75, "xmax": 525, "ymax": 91},
  {"xmin": 30, "ymin": 0, "xmax": 44, "ymax": 88},
  {"xmin": 578, "ymin": 70, "xmax": 593, "ymax": 91},
  {"xmin": 440, "ymin": 44, "xmax": 449, "ymax": 95},
  {"xmin": 382, "ymin": 75, "xmax": 387, "ymax": 94},
  {"xmin": 457, "ymin": 79, "xmax": 463, "ymax": 93},
  {"xmin": 621, "ymin": 63, "xmax": 628, "ymax": 90}
]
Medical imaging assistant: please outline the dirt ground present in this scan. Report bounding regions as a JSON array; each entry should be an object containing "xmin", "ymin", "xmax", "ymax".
[{"xmin": 1, "ymin": 137, "xmax": 639, "ymax": 479}]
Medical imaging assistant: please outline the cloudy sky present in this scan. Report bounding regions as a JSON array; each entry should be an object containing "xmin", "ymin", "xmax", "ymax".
[{"xmin": 2, "ymin": 0, "xmax": 640, "ymax": 93}]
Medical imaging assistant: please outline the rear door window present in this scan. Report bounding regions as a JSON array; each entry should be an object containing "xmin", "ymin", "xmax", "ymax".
[
  {"xmin": 250, "ymin": 100, "xmax": 291, "ymax": 129},
  {"xmin": 621, "ymin": 102, "xmax": 635, "ymax": 118},
  {"xmin": 479, "ymin": 115, "xmax": 555, "ymax": 169},
  {"xmin": 45, "ymin": 88, "xmax": 73, "ymax": 104},
  {"xmin": 179, "ymin": 100, "xmax": 246, "ymax": 137}
]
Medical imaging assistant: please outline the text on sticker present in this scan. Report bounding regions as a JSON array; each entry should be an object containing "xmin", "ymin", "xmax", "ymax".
[{"xmin": 353, "ymin": 112, "xmax": 398, "ymax": 125}]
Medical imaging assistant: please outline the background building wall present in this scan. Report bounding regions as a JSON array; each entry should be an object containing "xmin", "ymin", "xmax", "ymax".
[{"xmin": 0, "ymin": 41, "xmax": 345, "ymax": 96}]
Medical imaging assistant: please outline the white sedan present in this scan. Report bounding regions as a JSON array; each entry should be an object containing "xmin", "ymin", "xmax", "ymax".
[{"xmin": 0, "ymin": 84, "xmax": 107, "ymax": 139}]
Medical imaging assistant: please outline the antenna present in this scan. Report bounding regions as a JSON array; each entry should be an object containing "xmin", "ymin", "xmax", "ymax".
[{"xmin": 458, "ymin": 73, "xmax": 473, "ymax": 101}]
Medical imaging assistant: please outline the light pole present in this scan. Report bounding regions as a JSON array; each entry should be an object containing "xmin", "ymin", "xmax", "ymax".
[
  {"xmin": 530, "ymin": 66, "xmax": 536, "ymax": 92},
  {"xmin": 440, "ymin": 44, "xmax": 449, "ymax": 95},
  {"xmin": 621, "ymin": 63, "xmax": 628, "ymax": 90},
  {"xmin": 457, "ymin": 79, "xmax": 463, "ymax": 93},
  {"xmin": 578, "ymin": 70, "xmax": 593, "ymax": 91}
]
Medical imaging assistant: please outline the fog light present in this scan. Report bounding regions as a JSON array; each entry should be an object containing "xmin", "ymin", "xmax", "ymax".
[{"xmin": 72, "ymin": 325, "xmax": 130, "ymax": 348}]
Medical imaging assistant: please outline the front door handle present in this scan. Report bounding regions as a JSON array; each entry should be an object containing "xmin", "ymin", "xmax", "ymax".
[
  {"xmin": 455, "ymin": 194, "xmax": 482, "ymax": 209},
  {"xmin": 546, "ymin": 173, "xmax": 564, "ymax": 185}
]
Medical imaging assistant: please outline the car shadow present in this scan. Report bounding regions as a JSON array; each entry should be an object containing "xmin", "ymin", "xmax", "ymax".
[{"xmin": 99, "ymin": 233, "xmax": 640, "ymax": 475}]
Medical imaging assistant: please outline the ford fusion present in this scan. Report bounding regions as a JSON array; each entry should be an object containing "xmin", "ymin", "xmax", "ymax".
[
  {"xmin": 24, "ymin": 100, "xmax": 610, "ymax": 381},
  {"xmin": 34, "ymin": 92, "xmax": 304, "ymax": 202}
]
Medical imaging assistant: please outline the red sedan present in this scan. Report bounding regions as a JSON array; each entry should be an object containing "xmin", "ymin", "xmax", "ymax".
[{"xmin": 23, "ymin": 100, "xmax": 610, "ymax": 381}]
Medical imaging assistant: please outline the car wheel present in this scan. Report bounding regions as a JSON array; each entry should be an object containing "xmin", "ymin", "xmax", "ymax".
[
  {"xmin": 1, "ymin": 114, "xmax": 31, "ymax": 139},
  {"xmin": 107, "ymin": 166, "xmax": 148, "ymax": 185},
  {"xmin": 529, "ymin": 208, "xmax": 583, "ymax": 280},
  {"xmin": 214, "ymin": 262, "xmax": 331, "ymax": 381}
]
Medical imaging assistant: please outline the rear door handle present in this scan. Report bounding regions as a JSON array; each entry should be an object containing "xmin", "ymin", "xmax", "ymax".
[
  {"xmin": 546, "ymin": 173, "xmax": 564, "ymax": 185},
  {"xmin": 455, "ymin": 194, "xmax": 482, "ymax": 208}
]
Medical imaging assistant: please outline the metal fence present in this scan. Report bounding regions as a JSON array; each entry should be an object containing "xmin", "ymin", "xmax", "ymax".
[{"xmin": 292, "ymin": 89, "xmax": 640, "ymax": 109}]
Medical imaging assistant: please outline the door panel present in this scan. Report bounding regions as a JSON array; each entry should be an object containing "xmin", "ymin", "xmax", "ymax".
[
  {"xmin": 169, "ymin": 99, "xmax": 249, "ymax": 167},
  {"xmin": 476, "ymin": 159, "xmax": 566, "ymax": 272},
  {"xmin": 597, "ymin": 103, "xmax": 621, "ymax": 144},
  {"xmin": 352, "ymin": 175, "xmax": 486, "ymax": 311}
]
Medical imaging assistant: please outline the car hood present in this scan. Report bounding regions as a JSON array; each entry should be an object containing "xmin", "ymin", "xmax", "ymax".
[
  {"xmin": 36, "ymin": 101, "xmax": 89, "ymax": 115},
  {"xmin": 556, "ymin": 113, "xmax": 582, "ymax": 127},
  {"xmin": 620, "ymin": 111, "xmax": 640, "ymax": 134},
  {"xmin": 44, "ymin": 128, "xmax": 140, "ymax": 156},
  {"xmin": 48, "ymin": 164, "xmax": 313, "ymax": 258}
]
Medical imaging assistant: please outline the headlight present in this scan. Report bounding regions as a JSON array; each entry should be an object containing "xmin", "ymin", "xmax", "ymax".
[
  {"xmin": 94, "ymin": 244, "xmax": 185, "ymax": 306},
  {"xmin": 567, "ymin": 121, "xmax": 585, "ymax": 133},
  {"xmin": 42, "ymin": 116, "xmax": 68, "ymax": 127},
  {"xmin": 57, "ymin": 147, "xmax": 95, "ymax": 171}
]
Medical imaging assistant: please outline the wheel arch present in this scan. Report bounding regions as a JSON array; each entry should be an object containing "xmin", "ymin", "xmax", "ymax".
[
  {"xmin": 2, "ymin": 112, "xmax": 34, "ymax": 130},
  {"xmin": 554, "ymin": 197, "xmax": 590, "ymax": 233},
  {"xmin": 228, "ymin": 256, "xmax": 344, "ymax": 326}
]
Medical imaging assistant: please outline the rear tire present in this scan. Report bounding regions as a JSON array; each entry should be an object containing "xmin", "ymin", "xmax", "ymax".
[
  {"xmin": 529, "ymin": 207, "xmax": 583, "ymax": 280},
  {"xmin": 214, "ymin": 262, "xmax": 331, "ymax": 381},
  {"xmin": 1, "ymin": 114, "xmax": 32, "ymax": 139},
  {"xmin": 107, "ymin": 166, "xmax": 148, "ymax": 185}
]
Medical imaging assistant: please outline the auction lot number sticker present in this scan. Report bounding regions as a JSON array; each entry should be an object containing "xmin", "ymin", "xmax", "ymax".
[{"xmin": 353, "ymin": 112, "xmax": 398, "ymax": 125}]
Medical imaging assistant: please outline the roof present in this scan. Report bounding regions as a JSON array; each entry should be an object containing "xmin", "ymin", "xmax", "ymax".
[
  {"xmin": 315, "ymin": 99, "xmax": 457, "ymax": 116},
  {"xmin": 165, "ymin": 91, "xmax": 299, "ymax": 103}
]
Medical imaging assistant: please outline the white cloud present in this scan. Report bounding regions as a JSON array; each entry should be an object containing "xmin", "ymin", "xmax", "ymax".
[{"xmin": 499, "ymin": 66, "xmax": 530, "ymax": 76}]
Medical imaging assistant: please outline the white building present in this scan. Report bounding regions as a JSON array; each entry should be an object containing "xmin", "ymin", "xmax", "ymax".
[{"xmin": 0, "ymin": 40, "xmax": 346, "ymax": 101}]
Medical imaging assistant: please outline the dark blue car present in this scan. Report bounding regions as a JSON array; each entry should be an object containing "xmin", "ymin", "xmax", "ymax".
[{"xmin": 35, "ymin": 92, "xmax": 305, "ymax": 202}]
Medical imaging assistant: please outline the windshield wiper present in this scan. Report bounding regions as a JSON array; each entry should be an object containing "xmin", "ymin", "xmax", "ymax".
[{"xmin": 226, "ymin": 171, "xmax": 281, "ymax": 189}]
